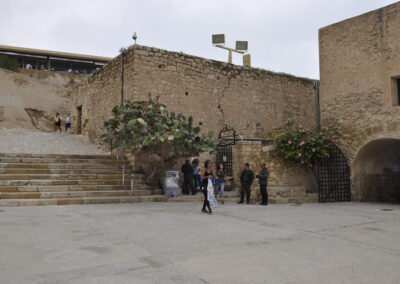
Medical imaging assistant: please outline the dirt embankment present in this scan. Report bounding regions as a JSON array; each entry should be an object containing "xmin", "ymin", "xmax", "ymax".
[{"xmin": 0, "ymin": 68, "xmax": 86, "ymax": 132}]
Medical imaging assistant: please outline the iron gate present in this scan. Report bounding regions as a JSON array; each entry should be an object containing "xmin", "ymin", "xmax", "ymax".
[
  {"xmin": 216, "ymin": 145, "xmax": 233, "ymax": 177},
  {"xmin": 216, "ymin": 125, "xmax": 237, "ymax": 190},
  {"xmin": 317, "ymin": 143, "xmax": 351, "ymax": 202}
]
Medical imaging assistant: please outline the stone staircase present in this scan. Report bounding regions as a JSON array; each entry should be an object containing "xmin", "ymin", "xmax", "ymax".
[{"xmin": 0, "ymin": 153, "xmax": 166, "ymax": 207}]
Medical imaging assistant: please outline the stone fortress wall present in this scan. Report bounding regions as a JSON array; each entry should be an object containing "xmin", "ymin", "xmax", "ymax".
[
  {"xmin": 319, "ymin": 2, "xmax": 400, "ymax": 201},
  {"xmin": 72, "ymin": 45, "xmax": 320, "ymax": 194},
  {"xmin": 73, "ymin": 45, "xmax": 318, "ymax": 142}
]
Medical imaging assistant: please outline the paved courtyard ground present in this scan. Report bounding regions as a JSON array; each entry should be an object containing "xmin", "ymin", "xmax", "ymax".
[{"xmin": 0, "ymin": 202, "xmax": 399, "ymax": 284}]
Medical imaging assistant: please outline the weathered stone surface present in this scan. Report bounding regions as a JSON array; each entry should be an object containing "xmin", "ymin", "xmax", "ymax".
[
  {"xmin": 72, "ymin": 45, "xmax": 318, "ymax": 144},
  {"xmin": 319, "ymin": 2, "xmax": 400, "ymax": 200}
]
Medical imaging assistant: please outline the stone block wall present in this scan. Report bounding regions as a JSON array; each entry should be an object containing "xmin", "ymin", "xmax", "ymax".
[
  {"xmin": 73, "ymin": 45, "xmax": 318, "ymax": 143},
  {"xmin": 232, "ymin": 142, "xmax": 317, "ymax": 201}
]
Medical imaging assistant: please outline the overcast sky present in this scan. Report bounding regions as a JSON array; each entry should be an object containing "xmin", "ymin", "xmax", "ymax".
[{"xmin": 0, "ymin": 0, "xmax": 398, "ymax": 79}]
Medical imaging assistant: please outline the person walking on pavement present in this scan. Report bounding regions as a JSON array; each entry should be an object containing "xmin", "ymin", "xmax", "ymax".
[
  {"xmin": 215, "ymin": 163, "xmax": 226, "ymax": 204},
  {"xmin": 181, "ymin": 159, "xmax": 194, "ymax": 195},
  {"xmin": 192, "ymin": 158, "xmax": 201, "ymax": 195},
  {"xmin": 239, "ymin": 163, "xmax": 254, "ymax": 204},
  {"xmin": 201, "ymin": 160, "xmax": 214, "ymax": 214},
  {"xmin": 256, "ymin": 162, "xmax": 269, "ymax": 205}
]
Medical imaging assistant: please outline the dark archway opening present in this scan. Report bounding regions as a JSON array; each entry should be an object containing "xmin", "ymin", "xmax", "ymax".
[{"xmin": 353, "ymin": 139, "xmax": 400, "ymax": 203}]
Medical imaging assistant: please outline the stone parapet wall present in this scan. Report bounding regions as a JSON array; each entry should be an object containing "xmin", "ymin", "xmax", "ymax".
[{"xmin": 73, "ymin": 45, "xmax": 318, "ymax": 143}]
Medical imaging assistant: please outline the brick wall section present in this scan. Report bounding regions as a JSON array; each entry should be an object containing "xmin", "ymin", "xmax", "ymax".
[
  {"xmin": 73, "ymin": 45, "xmax": 318, "ymax": 142},
  {"xmin": 319, "ymin": 2, "xmax": 400, "ymax": 200}
]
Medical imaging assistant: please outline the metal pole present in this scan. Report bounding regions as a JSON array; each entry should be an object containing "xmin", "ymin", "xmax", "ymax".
[
  {"xmin": 130, "ymin": 175, "xmax": 134, "ymax": 195},
  {"xmin": 122, "ymin": 164, "xmax": 125, "ymax": 185},
  {"xmin": 120, "ymin": 53, "xmax": 124, "ymax": 105}
]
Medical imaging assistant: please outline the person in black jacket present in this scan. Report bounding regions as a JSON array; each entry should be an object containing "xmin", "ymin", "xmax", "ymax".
[
  {"xmin": 239, "ymin": 163, "xmax": 254, "ymax": 204},
  {"xmin": 256, "ymin": 162, "xmax": 269, "ymax": 205},
  {"xmin": 181, "ymin": 159, "xmax": 194, "ymax": 195}
]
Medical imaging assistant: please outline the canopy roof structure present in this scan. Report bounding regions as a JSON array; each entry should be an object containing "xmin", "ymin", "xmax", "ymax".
[{"xmin": 0, "ymin": 45, "xmax": 112, "ymax": 63}]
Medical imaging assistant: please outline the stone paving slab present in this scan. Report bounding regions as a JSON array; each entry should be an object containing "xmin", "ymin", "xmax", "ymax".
[{"xmin": 0, "ymin": 202, "xmax": 399, "ymax": 283}]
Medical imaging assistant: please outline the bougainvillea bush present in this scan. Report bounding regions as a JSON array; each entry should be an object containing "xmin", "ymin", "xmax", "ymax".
[
  {"xmin": 272, "ymin": 120, "xmax": 339, "ymax": 175},
  {"xmin": 101, "ymin": 95, "xmax": 218, "ymax": 185}
]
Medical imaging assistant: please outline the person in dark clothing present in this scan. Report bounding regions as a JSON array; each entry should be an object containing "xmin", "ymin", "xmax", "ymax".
[
  {"xmin": 192, "ymin": 158, "xmax": 201, "ymax": 195},
  {"xmin": 201, "ymin": 159, "xmax": 214, "ymax": 214},
  {"xmin": 181, "ymin": 159, "xmax": 194, "ymax": 195},
  {"xmin": 239, "ymin": 163, "xmax": 254, "ymax": 204},
  {"xmin": 256, "ymin": 162, "xmax": 269, "ymax": 205}
]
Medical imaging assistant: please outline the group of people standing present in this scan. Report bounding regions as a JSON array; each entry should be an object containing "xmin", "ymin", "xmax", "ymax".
[
  {"xmin": 239, "ymin": 162, "xmax": 269, "ymax": 206},
  {"xmin": 181, "ymin": 158, "xmax": 269, "ymax": 215},
  {"xmin": 54, "ymin": 113, "xmax": 72, "ymax": 133}
]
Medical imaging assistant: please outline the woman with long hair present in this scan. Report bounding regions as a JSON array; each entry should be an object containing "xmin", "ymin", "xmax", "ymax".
[{"xmin": 200, "ymin": 159, "xmax": 214, "ymax": 214}]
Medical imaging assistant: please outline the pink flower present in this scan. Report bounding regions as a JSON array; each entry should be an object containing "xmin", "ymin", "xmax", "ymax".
[
  {"xmin": 301, "ymin": 160, "xmax": 304, "ymax": 164},
  {"xmin": 298, "ymin": 153, "xmax": 302, "ymax": 157},
  {"xmin": 299, "ymin": 141, "xmax": 305, "ymax": 146},
  {"xmin": 288, "ymin": 140, "xmax": 292, "ymax": 145},
  {"xmin": 312, "ymin": 148, "xmax": 316, "ymax": 152},
  {"xmin": 298, "ymin": 124, "xmax": 303, "ymax": 128},
  {"xmin": 299, "ymin": 129, "xmax": 305, "ymax": 133}
]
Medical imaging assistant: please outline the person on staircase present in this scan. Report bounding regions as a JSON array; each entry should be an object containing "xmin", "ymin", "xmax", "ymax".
[
  {"xmin": 256, "ymin": 162, "xmax": 269, "ymax": 206},
  {"xmin": 238, "ymin": 163, "xmax": 254, "ymax": 204},
  {"xmin": 181, "ymin": 159, "xmax": 194, "ymax": 195}
]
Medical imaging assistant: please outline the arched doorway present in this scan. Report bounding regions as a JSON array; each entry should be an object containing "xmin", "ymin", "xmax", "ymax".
[{"xmin": 352, "ymin": 138, "xmax": 400, "ymax": 203}]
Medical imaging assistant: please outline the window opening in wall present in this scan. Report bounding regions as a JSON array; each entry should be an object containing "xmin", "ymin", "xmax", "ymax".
[
  {"xmin": 77, "ymin": 105, "xmax": 82, "ymax": 134},
  {"xmin": 397, "ymin": 78, "xmax": 400, "ymax": 106},
  {"xmin": 391, "ymin": 76, "xmax": 400, "ymax": 106}
]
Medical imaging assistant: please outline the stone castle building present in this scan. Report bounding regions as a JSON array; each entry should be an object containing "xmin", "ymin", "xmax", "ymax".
[
  {"xmin": 320, "ymin": 1, "xmax": 400, "ymax": 202},
  {"xmin": 70, "ymin": 2, "xmax": 400, "ymax": 203}
]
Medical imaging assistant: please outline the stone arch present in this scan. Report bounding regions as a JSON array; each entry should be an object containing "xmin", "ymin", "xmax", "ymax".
[{"xmin": 352, "ymin": 138, "xmax": 400, "ymax": 202}]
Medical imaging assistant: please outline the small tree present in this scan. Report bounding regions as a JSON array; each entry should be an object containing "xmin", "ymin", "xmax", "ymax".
[
  {"xmin": 272, "ymin": 120, "xmax": 339, "ymax": 178},
  {"xmin": 101, "ymin": 95, "xmax": 218, "ymax": 185},
  {"xmin": 0, "ymin": 55, "xmax": 20, "ymax": 72}
]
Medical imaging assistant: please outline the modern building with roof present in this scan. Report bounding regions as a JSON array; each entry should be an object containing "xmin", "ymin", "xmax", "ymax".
[{"xmin": 0, "ymin": 45, "xmax": 113, "ymax": 73}]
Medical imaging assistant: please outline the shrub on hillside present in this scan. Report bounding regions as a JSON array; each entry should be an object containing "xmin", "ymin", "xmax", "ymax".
[{"xmin": 0, "ymin": 55, "xmax": 20, "ymax": 72}]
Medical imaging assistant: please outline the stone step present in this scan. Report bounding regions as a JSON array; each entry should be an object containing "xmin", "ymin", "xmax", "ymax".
[
  {"xmin": 0, "ymin": 195, "xmax": 167, "ymax": 207},
  {"xmin": 0, "ymin": 153, "xmax": 120, "ymax": 160},
  {"xmin": 0, "ymin": 173, "xmax": 139, "ymax": 180},
  {"xmin": 0, "ymin": 163, "xmax": 129, "ymax": 169},
  {"xmin": 0, "ymin": 157, "xmax": 129, "ymax": 164},
  {"xmin": 0, "ymin": 184, "xmax": 148, "ymax": 192},
  {"xmin": 0, "ymin": 168, "xmax": 132, "ymax": 174},
  {"xmin": 0, "ymin": 179, "xmax": 143, "ymax": 186},
  {"xmin": 0, "ymin": 190, "xmax": 151, "ymax": 199}
]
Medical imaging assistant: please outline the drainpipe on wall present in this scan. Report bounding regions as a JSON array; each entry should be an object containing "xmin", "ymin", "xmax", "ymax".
[
  {"xmin": 119, "ymin": 48, "xmax": 127, "ymax": 105},
  {"xmin": 314, "ymin": 80, "xmax": 321, "ymax": 131}
]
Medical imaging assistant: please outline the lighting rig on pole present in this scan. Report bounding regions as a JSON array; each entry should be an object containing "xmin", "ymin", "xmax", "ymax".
[{"xmin": 212, "ymin": 34, "xmax": 251, "ymax": 67}]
